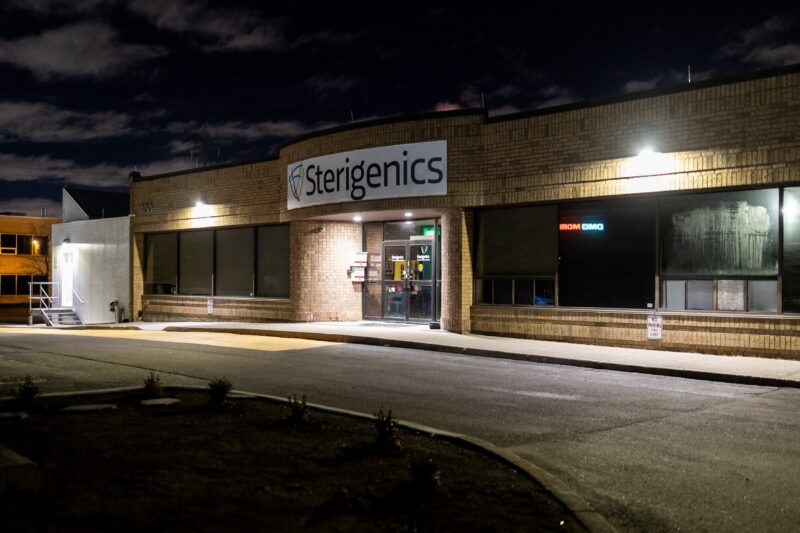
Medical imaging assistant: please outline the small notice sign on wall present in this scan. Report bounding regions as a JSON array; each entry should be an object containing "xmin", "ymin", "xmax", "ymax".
[
  {"xmin": 207, "ymin": 299, "xmax": 213, "ymax": 315},
  {"xmin": 647, "ymin": 315, "xmax": 662, "ymax": 340}
]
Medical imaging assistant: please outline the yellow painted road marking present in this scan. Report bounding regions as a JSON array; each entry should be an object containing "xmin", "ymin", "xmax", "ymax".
[{"xmin": 0, "ymin": 328, "xmax": 335, "ymax": 352}]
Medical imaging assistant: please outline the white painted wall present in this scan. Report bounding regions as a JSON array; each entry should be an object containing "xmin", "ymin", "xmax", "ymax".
[
  {"xmin": 62, "ymin": 190, "xmax": 89, "ymax": 223},
  {"xmin": 52, "ymin": 217, "xmax": 130, "ymax": 324}
]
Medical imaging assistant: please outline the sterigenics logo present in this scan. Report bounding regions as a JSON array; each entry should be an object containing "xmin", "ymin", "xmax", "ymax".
[
  {"xmin": 288, "ymin": 163, "xmax": 304, "ymax": 202},
  {"xmin": 286, "ymin": 141, "xmax": 447, "ymax": 210}
]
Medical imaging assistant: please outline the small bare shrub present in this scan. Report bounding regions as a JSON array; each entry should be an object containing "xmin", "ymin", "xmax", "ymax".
[
  {"xmin": 208, "ymin": 376, "xmax": 233, "ymax": 406},
  {"xmin": 142, "ymin": 371, "xmax": 163, "ymax": 398},
  {"xmin": 374, "ymin": 407, "xmax": 400, "ymax": 451},
  {"xmin": 286, "ymin": 394, "xmax": 310, "ymax": 422}
]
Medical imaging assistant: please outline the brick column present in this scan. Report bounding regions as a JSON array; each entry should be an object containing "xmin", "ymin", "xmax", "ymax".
[
  {"xmin": 131, "ymin": 232, "xmax": 145, "ymax": 321},
  {"xmin": 441, "ymin": 207, "xmax": 473, "ymax": 333}
]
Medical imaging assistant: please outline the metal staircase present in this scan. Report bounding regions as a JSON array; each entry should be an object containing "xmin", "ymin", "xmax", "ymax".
[{"xmin": 28, "ymin": 282, "xmax": 83, "ymax": 326}]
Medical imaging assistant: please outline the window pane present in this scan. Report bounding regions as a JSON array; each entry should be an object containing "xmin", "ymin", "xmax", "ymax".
[
  {"xmin": 514, "ymin": 278, "xmax": 533, "ymax": 305},
  {"xmin": 784, "ymin": 187, "xmax": 800, "ymax": 313},
  {"xmin": 661, "ymin": 189, "xmax": 779, "ymax": 276},
  {"xmin": 480, "ymin": 279, "xmax": 493, "ymax": 304},
  {"xmin": 717, "ymin": 280, "xmax": 746, "ymax": 311},
  {"xmin": 559, "ymin": 198, "xmax": 656, "ymax": 308},
  {"xmin": 384, "ymin": 219, "xmax": 436, "ymax": 240},
  {"xmin": 476, "ymin": 206, "xmax": 557, "ymax": 277},
  {"xmin": 1, "ymin": 275, "xmax": 15, "ymax": 295},
  {"xmin": 145, "ymin": 233, "xmax": 177, "ymax": 294},
  {"xmin": 0, "ymin": 234, "xmax": 15, "ymax": 248},
  {"xmin": 17, "ymin": 235, "xmax": 32, "ymax": 255},
  {"xmin": 687, "ymin": 280, "xmax": 713, "ymax": 310},
  {"xmin": 256, "ymin": 225, "xmax": 290, "ymax": 298},
  {"xmin": 535, "ymin": 278, "xmax": 555, "ymax": 305},
  {"xmin": 749, "ymin": 280, "xmax": 777, "ymax": 312},
  {"xmin": 493, "ymin": 279, "xmax": 512, "ymax": 304},
  {"xmin": 34, "ymin": 236, "xmax": 47, "ymax": 256},
  {"xmin": 16, "ymin": 275, "xmax": 31, "ymax": 295},
  {"xmin": 662, "ymin": 280, "xmax": 686, "ymax": 310},
  {"xmin": 215, "ymin": 228, "xmax": 254, "ymax": 297},
  {"xmin": 179, "ymin": 230, "xmax": 213, "ymax": 295}
]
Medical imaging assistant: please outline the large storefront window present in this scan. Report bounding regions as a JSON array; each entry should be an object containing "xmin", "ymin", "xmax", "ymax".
[
  {"xmin": 179, "ymin": 230, "xmax": 213, "ymax": 295},
  {"xmin": 257, "ymin": 225, "xmax": 290, "ymax": 298},
  {"xmin": 216, "ymin": 228, "xmax": 254, "ymax": 297},
  {"xmin": 559, "ymin": 198, "xmax": 656, "ymax": 308},
  {"xmin": 660, "ymin": 189, "xmax": 779, "ymax": 312},
  {"xmin": 784, "ymin": 187, "xmax": 800, "ymax": 313},
  {"xmin": 144, "ymin": 233, "xmax": 177, "ymax": 294},
  {"xmin": 475, "ymin": 205, "xmax": 557, "ymax": 305},
  {"xmin": 144, "ymin": 225, "xmax": 289, "ymax": 298}
]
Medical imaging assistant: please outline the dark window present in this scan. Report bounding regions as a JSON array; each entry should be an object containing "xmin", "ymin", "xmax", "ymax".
[
  {"xmin": 661, "ymin": 189, "xmax": 779, "ymax": 276},
  {"xmin": 1, "ymin": 233, "xmax": 16, "ymax": 254},
  {"xmin": 475, "ymin": 206, "xmax": 557, "ymax": 277},
  {"xmin": 179, "ymin": 230, "xmax": 213, "ymax": 295},
  {"xmin": 1, "ymin": 275, "xmax": 15, "ymax": 295},
  {"xmin": 16, "ymin": 275, "xmax": 31, "ymax": 296},
  {"xmin": 384, "ymin": 219, "xmax": 436, "ymax": 241},
  {"xmin": 514, "ymin": 278, "xmax": 534, "ymax": 305},
  {"xmin": 216, "ymin": 227, "xmax": 254, "ymax": 297},
  {"xmin": 17, "ymin": 235, "xmax": 32, "ymax": 255},
  {"xmin": 256, "ymin": 225, "xmax": 290, "ymax": 298},
  {"xmin": 783, "ymin": 187, "xmax": 800, "ymax": 313},
  {"xmin": 559, "ymin": 198, "xmax": 656, "ymax": 308},
  {"xmin": 535, "ymin": 278, "xmax": 555, "ymax": 305},
  {"xmin": 145, "ymin": 233, "xmax": 177, "ymax": 294},
  {"xmin": 493, "ymin": 279, "xmax": 512, "ymax": 304}
]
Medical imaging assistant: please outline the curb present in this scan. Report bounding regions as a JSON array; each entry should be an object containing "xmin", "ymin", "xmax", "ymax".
[
  {"xmin": 4, "ymin": 385, "xmax": 616, "ymax": 532},
  {"xmin": 154, "ymin": 326, "xmax": 800, "ymax": 390}
]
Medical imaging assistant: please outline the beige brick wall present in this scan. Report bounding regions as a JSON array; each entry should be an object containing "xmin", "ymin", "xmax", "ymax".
[
  {"xmin": 291, "ymin": 220, "xmax": 362, "ymax": 322},
  {"xmin": 470, "ymin": 306, "xmax": 800, "ymax": 360}
]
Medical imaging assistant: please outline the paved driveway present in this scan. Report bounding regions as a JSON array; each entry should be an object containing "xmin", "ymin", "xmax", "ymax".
[{"xmin": 2, "ymin": 328, "xmax": 798, "ymax": 532}]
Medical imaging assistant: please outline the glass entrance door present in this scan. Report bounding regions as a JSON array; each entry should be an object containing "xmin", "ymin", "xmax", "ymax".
[{"xmin": 382, "ymin": 240, "xmax": 434, "ymax": 322}]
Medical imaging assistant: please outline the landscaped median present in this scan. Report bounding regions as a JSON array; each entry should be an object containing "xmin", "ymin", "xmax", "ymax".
[{"xmin": 0, "ymin": 380, "xmax": 594, "ymax": 531}]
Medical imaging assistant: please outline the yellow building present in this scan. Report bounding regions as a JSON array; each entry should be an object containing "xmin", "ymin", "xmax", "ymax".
[{"xmin": 0, "ymin": 215, "xmax": 60, "ymax": 321}]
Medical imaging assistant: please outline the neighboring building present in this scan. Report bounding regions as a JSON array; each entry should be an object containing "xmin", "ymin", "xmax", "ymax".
[
  {"xmin": 51, "ymin": 188, "xmax": 130, "ymax": 324},
  {"xmin": 130, "ymin": 65, "xmax": 800, "ymax": 359},
  {"xmin": 0, "ymin": 214, "xmax": 59, "ymax": 308}
]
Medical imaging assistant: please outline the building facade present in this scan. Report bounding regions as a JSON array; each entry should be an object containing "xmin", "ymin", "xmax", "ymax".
[
  {"xmin": 131, "ymin": 66, "xmax": 800, "ymax": 359},
  {"xmin": 0, "ymin": 214, "xmax": 59, "ymax": 324},
  {"xmin": 51, "ymin": 188, "xmax": 131, "ymax": 324}
]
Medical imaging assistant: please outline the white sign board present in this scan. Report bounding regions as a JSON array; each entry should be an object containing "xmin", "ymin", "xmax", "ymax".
[
  {"xmin": 207, "ymin": 299, "xmax": 213, "ymax": 315},
  {"xmin": 350, "ymin": 267, "xmax": 365, "ymax": 282},
  {"xmin": 287, "ymin": 141, "xmax": 447, "ymax": 209},
  {"xmin": 647, "ymin": 315, "xmax": 662, "ymax": 340},
  {"xmin": 351, "ymin": 251, "xmax": 368, "ymax": 267}
]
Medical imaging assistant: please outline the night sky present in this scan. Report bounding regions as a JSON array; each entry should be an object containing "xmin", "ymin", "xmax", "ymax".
[{"xmin": 1, "ymin": 1, "xmax": 798, "ymax": 216}]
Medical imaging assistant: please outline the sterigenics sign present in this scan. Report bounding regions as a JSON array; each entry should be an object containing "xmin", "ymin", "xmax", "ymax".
[{"xmin": 287, "ymin": 141, "xmax": 447, "ymax": 210}]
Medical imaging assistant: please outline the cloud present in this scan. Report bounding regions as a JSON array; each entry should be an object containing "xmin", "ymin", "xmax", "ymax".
[
  {"xmin": 535, "ymin": 85, "xmax": 578, "ymax": 109},
  {"xmin": 7, "ymin": 0, "xmax": 114, "ymax": 14},
  {"xmin": 0, "ymin": 101, "xmax": 134, "ymax": 142},
  {"xmin": 488, "ymin": 104, "xmax": 520, "ymax": 117},
  {"xmin": 621, "ymin": 69, "xmax": 714, "ymax": 94},
  {"xmin": 717, "ymin": 16, "xmax": 800, "ymax": 67},
  {"xmin": 166, "ymin": 118, "xmax": 335, "ymax": 142},
  {"xmin": 432, "ymin": 86, "xmax": 484, "ymax": 112},
  {"xmin": 305, "ymin": 74, "xmax": 361, "ymax": 97},
  {"xmin": 128, "ymin": 0, "xmax": 287, "ymax": 51},
  {"xmin": 0, "ymin": 153, "xmax": 130, "ymax": 187},
  {"xmin": 0, "ymin": 196, "xmax": 62, "ymax": 218},
  {"xmin": 0, "ymin": 21, "xmax": 167, "ymax": 79}
]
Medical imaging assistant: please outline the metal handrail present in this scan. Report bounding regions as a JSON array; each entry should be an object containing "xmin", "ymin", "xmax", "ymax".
[{"xmin": 72, "ymin": 288, "xmax": 86, "ymax": 304}]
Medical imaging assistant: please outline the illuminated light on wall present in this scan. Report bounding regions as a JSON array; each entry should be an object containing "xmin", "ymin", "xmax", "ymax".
[
  {"xmin": 622, "ymin": 148, "xmax": 677, "ymax": 178},
  {"xmin": 559, "ymin": 222, "xmax": 604, "ymax": 231},
  {"xmin": 193, "ymin": 201, "xmax": 214, "ymax": 218}
]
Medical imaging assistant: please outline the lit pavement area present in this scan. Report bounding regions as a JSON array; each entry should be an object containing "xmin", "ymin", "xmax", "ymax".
[{"xmin": 1, "ymin": 325, "xmax": 799, "ymax": 531}]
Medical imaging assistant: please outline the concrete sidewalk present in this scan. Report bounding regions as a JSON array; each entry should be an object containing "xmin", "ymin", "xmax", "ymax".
[{"xmin": 68, "ymin": 320, "xmax": 800, "ymax": 388}]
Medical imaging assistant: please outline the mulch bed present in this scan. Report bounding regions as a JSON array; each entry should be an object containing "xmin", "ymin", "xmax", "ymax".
[{"xmin": 0, "ymin": 388, "xmax": 584, "ymax": 532}]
